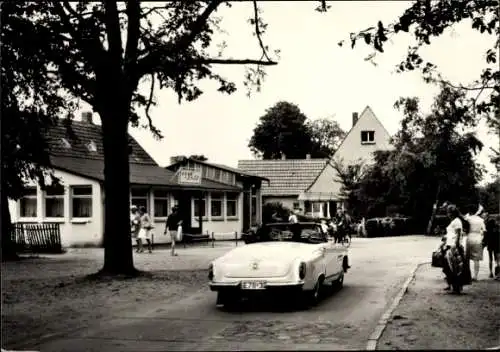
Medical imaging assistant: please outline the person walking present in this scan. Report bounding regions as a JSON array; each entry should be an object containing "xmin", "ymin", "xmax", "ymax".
[
  {"xmin": 483, "ymin": 212, "xmax": 500, "ymax": 279},
  {"xmin": 130, "ymin": 205, "xmax": 141, "ymax": 252},
  {"xmin": 165, "ymin": 206, "xmax": 182, "ymax": 256},
  {"xmin": 464, "ymin": 205, "xmax": 486, "ymax": 281},
  {"xmin": 137, "ymin": 206, "xmax": 154, "ymax": 253}
]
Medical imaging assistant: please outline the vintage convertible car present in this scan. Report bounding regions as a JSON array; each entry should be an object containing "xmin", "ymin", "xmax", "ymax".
[{"xmin": 209, "ymin": 222, "xmax": 350, "ymax": 308}]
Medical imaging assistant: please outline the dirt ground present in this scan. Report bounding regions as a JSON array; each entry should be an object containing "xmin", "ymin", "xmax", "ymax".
[
  {"xmin": 1, "ymin": 246, "xmax": 230, "ymax": 349},
  {"xmin": 378, "ymin": 263, "xmax": 500, "ymax": 350}
]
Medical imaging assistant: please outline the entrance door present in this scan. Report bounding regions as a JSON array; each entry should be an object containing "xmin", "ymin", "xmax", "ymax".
[
  {"xmin": 329, "ymin": 201, "xmax": 337, "ymax": 217},
  {"xmin": 176, "ymin": 191, "xmax": 201, "ymax": 235}
]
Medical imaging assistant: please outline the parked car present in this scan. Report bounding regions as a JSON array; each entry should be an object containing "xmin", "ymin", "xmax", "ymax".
[{"xmin": 209, "ymin": 222, "xmax": 350, "ymax": 308}]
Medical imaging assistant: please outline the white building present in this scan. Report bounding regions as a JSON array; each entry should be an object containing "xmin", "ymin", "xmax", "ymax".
[{"xmin": 9, "ymin": 113, "xmax": 267, "ymax": 247}]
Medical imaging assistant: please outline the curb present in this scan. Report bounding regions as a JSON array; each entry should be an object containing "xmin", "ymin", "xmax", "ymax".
[{"xmin": 366, "ymin": 261, "xmax": 431, "ymax": 351}]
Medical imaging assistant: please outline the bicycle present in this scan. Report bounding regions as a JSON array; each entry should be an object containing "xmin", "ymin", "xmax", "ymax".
[{"xmin": 339, "ymin": 233, "xmax": 351, "ymax": 247}]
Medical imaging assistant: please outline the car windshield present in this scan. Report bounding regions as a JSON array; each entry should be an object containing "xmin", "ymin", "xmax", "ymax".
[{"xmin": 253, "ymin": 223, "xmax": 328, "ymax": 244}]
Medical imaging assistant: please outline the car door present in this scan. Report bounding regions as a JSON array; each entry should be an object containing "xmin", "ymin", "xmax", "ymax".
[{"xmin": 323, "ymin": 238, "xmax": 341, "ymax": 278}]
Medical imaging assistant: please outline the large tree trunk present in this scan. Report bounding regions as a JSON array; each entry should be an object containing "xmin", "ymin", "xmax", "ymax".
[
  {"xmin": 98, "ymin": 103, "xmax": 137, "ymax": 276},
  {"xmin": 1, "ymin": 189, "xmax": 18, "ymax": 261}
]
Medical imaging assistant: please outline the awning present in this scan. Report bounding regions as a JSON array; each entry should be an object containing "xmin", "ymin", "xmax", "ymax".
[{"xmin": 297, "ymin": 192, "xmax": 340, "ymax": 201}]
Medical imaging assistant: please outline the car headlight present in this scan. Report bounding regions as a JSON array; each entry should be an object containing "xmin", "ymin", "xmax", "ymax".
[
  {"xmin": 299, "ymin": 262, "xmax": 306, "ymax": 280},
  {"xmin": 208, "ymin": 263, "xmax": 214, "ymax": 281}
]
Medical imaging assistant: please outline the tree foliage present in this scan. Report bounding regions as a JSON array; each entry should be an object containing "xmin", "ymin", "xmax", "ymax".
[
  {"xmin": 1, "ymin": 5, "xmax": 76, "ymax": 259},
  {"xmin": 477, "ymin": 178, "xmax": 500, "ymax": 214},
  {"xmin": 330, "ymin": 158, "xmax": 366, "ymax": 218},
  {"xmin": 0, "ymin": 1, "xmax": 284, "ymax": 274},
  {"xmin": 170, "ymin": 154, "xmax": 208, "ymax": 164},
  {"xmin": 248, "ymin": 101, "xmax": 345, "ymax": 159},
  {"xmin": 353, "ymin": 85, "xmax": 484, "ymax": 229},
  {"xmin": 307, "ymin": 118, "xmax": 346, "ymax": 157},
  {"xmin": 346, "ymin": 0, "xmax": 500, "ymax": 132}
]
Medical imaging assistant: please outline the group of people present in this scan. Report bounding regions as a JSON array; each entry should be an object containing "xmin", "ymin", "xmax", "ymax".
[
  {"xmin": 129, "ymin": 205, "xmax": 183, "ymax": 256},
  {"xmin": 439, "ymin": 202, "xmax": 499, "ymax": 293},
  {"xmin": 286, "ymin": 208, "xmax": 352, "ymax": 243}
]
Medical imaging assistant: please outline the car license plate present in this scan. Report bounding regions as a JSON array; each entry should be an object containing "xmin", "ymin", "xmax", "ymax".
[{"xmin": 241, "ymin": 281, "xmax": 266, "ymax": 290}]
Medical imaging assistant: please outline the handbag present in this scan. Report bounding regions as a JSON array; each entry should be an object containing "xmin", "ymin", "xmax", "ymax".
[{"xmin": 431, "ymin": 249, "xmax": 444, "ymax": 268}]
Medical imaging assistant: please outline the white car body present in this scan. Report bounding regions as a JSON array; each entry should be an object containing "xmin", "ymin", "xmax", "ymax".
[{"xmin": 209, "ymin": 234, "xmax": 349, "ymax": 303}]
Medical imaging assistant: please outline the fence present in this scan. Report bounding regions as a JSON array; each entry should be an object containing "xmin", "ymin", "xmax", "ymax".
[
  {"xmin": 11, "ymin": 223, "xmax": 63, "ymax": 254},
  {"xmin": 182, "ymin": 231, "xmax": 241, "ymax": 248}
]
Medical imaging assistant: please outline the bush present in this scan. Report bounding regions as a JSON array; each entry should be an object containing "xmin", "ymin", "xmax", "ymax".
[{"xmin": 262, "ymin": 202, "xmax": 290, "ymax": 224}]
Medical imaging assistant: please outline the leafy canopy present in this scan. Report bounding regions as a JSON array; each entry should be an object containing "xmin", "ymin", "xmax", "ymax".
[
  {"xmin": 346, "ymin": 85, "xmax": 484, "ymax": 220},
  {"xmin": 248, "ymin": 101, "xmax": 345, "ymax": 159},
  {"xmin": 345, "ymin": 0, "xmax": 499, "ymax": 131}
]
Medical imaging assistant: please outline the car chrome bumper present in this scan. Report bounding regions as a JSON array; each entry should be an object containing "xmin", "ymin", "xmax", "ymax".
[{"xmin": 209, "ymin": 281, "xmax": 304, "ymax": 292}]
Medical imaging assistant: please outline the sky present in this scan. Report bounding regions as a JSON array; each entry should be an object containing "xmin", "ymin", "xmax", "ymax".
[{"xmin": 82, "ymin": 1, "xmax": 498, "ymax": 184}]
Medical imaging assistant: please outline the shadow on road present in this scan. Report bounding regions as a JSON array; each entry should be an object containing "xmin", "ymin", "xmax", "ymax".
[{"xmin": 217, "ymin": 285, "xmax": 361, "ymax": 314}]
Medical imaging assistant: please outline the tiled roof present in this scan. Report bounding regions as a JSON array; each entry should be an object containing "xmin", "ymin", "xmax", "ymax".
[
  {"xmin": 46, "ymin": 119, "xmax": 156, "ymax": 165},
  {"xmin": 50, "ymin": 156, "xmax": 241, "ymax": 191},
  {"xmin": 237, "ymin": 159, "xmax": 329, "ymax": 196}
]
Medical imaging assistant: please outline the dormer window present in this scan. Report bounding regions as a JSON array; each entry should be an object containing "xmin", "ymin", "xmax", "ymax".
[
  {"xmin": 360, "ymin": 130, "xmax": 375, "ymax": 144},
  {"xmin": 60, "ymin": 138, "xmax": 71, "ymax": 149},
  {"xmin": 86, "ymin": 140, "xmax": 97, "ymax": 152}
]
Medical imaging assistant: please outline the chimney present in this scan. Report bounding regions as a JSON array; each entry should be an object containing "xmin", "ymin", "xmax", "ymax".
[
  {"xmin": 352, "ymin": 112, "xmax": 359, "ymax": 127},
  {"xmin": 82, "ymin": 111, "xmax": 93, "ymax": 124},
  {"xmin": 306, "ymin": 154, "xmax": 311, "ymax": 160},
  {"xmin": 281, "ymin": 153, "xmax": 286, "ymax": 160}
]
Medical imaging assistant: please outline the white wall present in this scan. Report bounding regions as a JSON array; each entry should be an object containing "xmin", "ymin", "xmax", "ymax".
[
  {"xmin": 9, "ymin": 169, "xmax": 103, "ymax": 247},
  {"xmin": 334, "ymin": 106, "xmax": 392, "ymax": 166},
  {"xmin": 149, "ymin": 191, "xmax": 244, "ymax": 245}
]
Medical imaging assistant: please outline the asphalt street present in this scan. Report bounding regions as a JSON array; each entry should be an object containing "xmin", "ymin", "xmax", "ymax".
[{"xmin": 30, "ymin": 236, "xmax": 438, "ymax": 351}]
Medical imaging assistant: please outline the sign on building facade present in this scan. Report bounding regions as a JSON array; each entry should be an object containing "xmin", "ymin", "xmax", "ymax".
[{"xmin": 178, "ymin": 168, "xmax": 202, "ymax": 185}]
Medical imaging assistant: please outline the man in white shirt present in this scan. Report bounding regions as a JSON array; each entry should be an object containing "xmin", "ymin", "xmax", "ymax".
[{"xmin": 288, "ymin": 210, "xmax": 298, "ymax": 224}]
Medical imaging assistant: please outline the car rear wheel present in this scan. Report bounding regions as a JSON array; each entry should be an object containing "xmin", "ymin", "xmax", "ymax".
[
  {"xmin": 308, "ymin": 277, "xmax": 324, "ymax": 306},
  {"xmin": 333, "ymin": 272, "xmax": 344, "ymax": 291}
]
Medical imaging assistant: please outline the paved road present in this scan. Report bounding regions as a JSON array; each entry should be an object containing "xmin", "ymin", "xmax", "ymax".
[{"xmin": 31, "ymin": 236, "xmax": 438, "ymax": 351}]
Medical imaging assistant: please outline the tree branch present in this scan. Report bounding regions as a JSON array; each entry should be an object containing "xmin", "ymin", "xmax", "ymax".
[
  {"xmin": 103, "ymin": 0, "xmax": 123, "ymax": 69},
  {"xmin": 124, "ymin": 0, "xmax": 141, "ymax": 87},
  {"xmin": 145, "ymin": 73, "xmax": 155, "ymax": 124},
  {"xmin": 252, "ymin": 0, "xmax": 272, "ymax": 62},
  {"xmin": 137, "ymin": 0, "xmax": 224, "ymax": 76},
  {"xmin": 196, "ymin": 58, "xmax": 277, "ymax": 65}
]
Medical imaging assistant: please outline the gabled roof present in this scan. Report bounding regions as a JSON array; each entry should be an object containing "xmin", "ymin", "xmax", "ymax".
[
  {"xmin": 237, "ymin": 159, "xmax": 329, "ymax": 196},
  {"xmin": 332, "ymin": 105, "xmax": 392, "ymax": 159},
  {"xmin": 46, "ymin": 119, "xmax": 156, "ymax": 165},
  {"xmin": 167, "ymin": 157, "xmax": 269, "ymax": 181},
  {"xmin": 50, "ymin": 156, "xmax": 241, "ymax": 191},
  {"xmin": 45, "ymin": 120, "xmax": 241, "ymax": 191}
]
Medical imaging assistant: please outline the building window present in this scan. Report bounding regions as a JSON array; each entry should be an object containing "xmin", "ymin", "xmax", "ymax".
[
  {"xmin": 44, "ymin": 185, "xmax": 65, "ymax": 218},
  {"xmin": 153, "ymin": 190, "xmax": 169, "ymax": 218},
  {"xmin": 210, "ymin": 192, "xmax": 223, "ymax": 218},
  {"xmin": 214, "ymin": 168, "xmax": 221, "ymax": 181},
  {"xmin": 194, "ymin": 196, "xmax": 207, "ymax": 217},
  {"xmin": 71, "ymin": 185, "xmax": 92, "ymax": 218},
  {"xmin": 293, "ymin": 202, "xmax": 300, "ymax": 210},
  {"xmin": 131, "ymin": 188, "xmax": 149, "ymax": 213},
  {"xmin": 19, "ymin": 187, "xmax": 37, "ymax": 218},
  {"xmin": 226, "ymin": 193, "xmax": 238, "ymax": 217},
  {"xmin": 312, "ymin": 202, "xmax": 321, "ymax": 213},
  {"xmin": 361, "ymin": 130, "xmax": 375, "ymax": 144}
]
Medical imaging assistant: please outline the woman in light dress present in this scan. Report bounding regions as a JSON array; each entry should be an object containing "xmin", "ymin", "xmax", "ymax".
[
  {"xmin": 130, "ymin": 205, "xmax": 141, "ymax": 250},
  {"xmin": 137, "ymin": 206, "xmax": 154, "ymax": 253},
  {"xmin": 464, "ymin": 204, "xmax": 486, "ymax": 281},
  {"xmin": 442, "ymin": 204, "xmax": 471, "ymax": 292}
]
